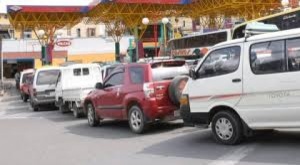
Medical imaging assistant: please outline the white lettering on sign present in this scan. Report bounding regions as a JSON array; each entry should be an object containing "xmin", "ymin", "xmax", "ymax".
[{"xmin": 56, "ymin": 40, "xmax": 72, "ymax": 47}]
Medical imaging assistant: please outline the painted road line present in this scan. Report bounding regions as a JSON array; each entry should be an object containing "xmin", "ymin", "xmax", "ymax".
[{"xmin": 208, "ymin": 145, "xmax": 256, "ymax": 165}]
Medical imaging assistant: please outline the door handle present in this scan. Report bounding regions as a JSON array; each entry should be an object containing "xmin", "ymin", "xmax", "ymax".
[{"xmin": 232, "ymin": 78, "xmax": 241, "ymax": 83}]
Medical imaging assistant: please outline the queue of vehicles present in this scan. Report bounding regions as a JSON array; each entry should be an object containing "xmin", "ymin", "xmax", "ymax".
[
  {"xmin": 17, "ymin": 20, "xmax": 300, "ymax": 145},
  {"xmin": 18, "ymin": 59, "xmax": 189, "ymax": 134}
]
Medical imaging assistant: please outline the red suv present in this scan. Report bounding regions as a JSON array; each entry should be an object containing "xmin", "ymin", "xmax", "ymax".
[{"xmin": 84, "ymin": 61, "xmax": 188, "ymax": 133}]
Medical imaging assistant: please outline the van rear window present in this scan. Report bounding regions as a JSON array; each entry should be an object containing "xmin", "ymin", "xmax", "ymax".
[
  {"xmin": 22, "ymin": 73, "xmax": 32, "ymax": 83},
  {"xmin": 37, "ymin": 70, "xmax": 60, "ymax": 85}
]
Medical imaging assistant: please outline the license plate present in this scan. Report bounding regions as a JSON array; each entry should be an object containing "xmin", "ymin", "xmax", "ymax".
[{"xmin": 174, "ymin": 110, "xmax": 180, "ymax": 117}]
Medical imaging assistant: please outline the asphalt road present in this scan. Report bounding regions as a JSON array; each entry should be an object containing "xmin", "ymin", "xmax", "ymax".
[{"xmin": 1, "ymin": 87, "xmax": 300, "ymax": 165}]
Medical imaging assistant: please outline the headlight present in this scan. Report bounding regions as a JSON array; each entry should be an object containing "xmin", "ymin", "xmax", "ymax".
[{"xmin": 180, "ymin": 94, "xmax": 189, "ymax": 106}]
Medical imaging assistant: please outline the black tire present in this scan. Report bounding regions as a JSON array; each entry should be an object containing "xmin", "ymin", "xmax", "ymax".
[
  {"xmin": 22, "ymin": 94, "xmax": 28, "ymax": 102},
  {"xmin": 59, "ymin": 101, "xmax": 69, "ymax": 114},
  {"xmin": 211, "ymin": 111, "xmax": 243, "ymax": 145},
  {"xmin": 87, "ymin": 103, "xmax": 99, "ymax": 127},
  {"xmin": 128, "ymin": 106, "xmax": 148, "ymax": 134},
  {"xmin": 30, "ymin": 97, "xmax": 39, "ymax": 112},
  {"xmin": 73, "ymin": 106, "xmax": 84, "ymax": 118},
  {"xmin": 168, "ymin": 76, "xmax": 189, "ymax": 106}
]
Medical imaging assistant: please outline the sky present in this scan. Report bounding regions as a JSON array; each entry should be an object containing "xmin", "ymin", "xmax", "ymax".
[{"xmin": 0, "ymin": 0, "xmax": 93, "ymax": 13}]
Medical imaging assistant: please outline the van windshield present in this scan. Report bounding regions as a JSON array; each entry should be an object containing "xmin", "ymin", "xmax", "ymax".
[{"xmin": 37, "ymin": 70, "xmax": 60, "ymax": 85}]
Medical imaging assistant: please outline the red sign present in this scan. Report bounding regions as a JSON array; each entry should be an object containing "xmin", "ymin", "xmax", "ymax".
[{"xmin": 56, "ymin": 40, "xmax": 72, "ymax": 47}]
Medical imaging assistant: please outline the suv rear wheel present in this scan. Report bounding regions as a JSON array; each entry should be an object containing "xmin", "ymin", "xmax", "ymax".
[
  {"xmin": 211, "ymin": 111, "xmax": 243, "ymax": 145},
  {"xmin": 87, "ymin": 103, "xmax": 99, "ymax": 127},
  {"xmin": 128, "ymin": 106, "xmax": 147, "ymax": 134}
]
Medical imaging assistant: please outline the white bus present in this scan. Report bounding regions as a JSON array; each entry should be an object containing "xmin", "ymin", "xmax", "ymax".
[
  {"xmin": 232, "ymin": 7, "xmax": 300, "ymax": 39},
  {"xmin": 167, "ymin": 29, "xmax": 232, "ymax": 61}
]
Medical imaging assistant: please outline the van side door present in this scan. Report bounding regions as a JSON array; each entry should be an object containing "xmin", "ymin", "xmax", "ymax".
[
  {"xmin": 238, "ymin": 39, "xmax": 300, "ymax": 128},
  {"xmin": 188, "ymin": 46, "xmax": 243, "ymax": 114}
]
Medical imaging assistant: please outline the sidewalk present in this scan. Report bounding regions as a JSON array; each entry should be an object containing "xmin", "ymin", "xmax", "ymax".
[{"xmin": 0, "ymin": 79, "xmax": 15, "ymax": 98}]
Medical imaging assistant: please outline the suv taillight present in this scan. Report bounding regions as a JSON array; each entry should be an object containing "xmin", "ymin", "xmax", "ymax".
[
  {"xmin": 143, "ymin": 83, "xmax": 155, "ymax": 99},
  {"xmin": 33, "ymin": 88, "xmax": 37, "ymax": 96}
]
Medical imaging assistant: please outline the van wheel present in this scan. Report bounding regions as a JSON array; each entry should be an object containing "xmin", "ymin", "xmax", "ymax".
[
  {"xmin": 30, "ymin": 97, "xmax": 39, "ymax": 111},
  {"xmin": 87, "ymin": 103, "xmax": 99, "ymax": 127},
  {"xmin": 22, "ymin": 94, "xmax": 28, "ymax": 102},
  {"xmin": 211, "ymin": 111, "xmax": 243, "ymax": 145},
  {"xmin": 128, "ymin": 106, "xmax": 148, "ymax": 134}
]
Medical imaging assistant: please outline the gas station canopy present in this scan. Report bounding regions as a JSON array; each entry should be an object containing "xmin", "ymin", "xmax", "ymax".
[
  {"xmin": 7, "ymin": 0, "xmax": 281, "ymax": 30},
  {"xmin": 7, "ymin": 5, "xmax": 86, "ymax": 30}
]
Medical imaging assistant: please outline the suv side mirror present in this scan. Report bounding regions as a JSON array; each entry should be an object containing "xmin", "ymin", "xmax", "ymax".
[
  {"xmin": 189, "ymin": 68, "xmax": 197, "ymax": 80},
  {"xmin": 95, "ymin": 82, "xmax": 103, "ymax": 89}
]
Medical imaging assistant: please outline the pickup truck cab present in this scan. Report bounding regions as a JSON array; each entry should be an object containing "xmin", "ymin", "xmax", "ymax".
[
  {"xmin": 84, "ymin": 61, "xmax": 189, "ymax": 133},
  {"xmin": 181, "ymin": 27, "xmax": 300, "ymax": 145}
]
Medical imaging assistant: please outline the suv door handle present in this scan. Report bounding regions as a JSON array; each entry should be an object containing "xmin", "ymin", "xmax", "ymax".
[{"xmin": 232, "ymin": 78, "xmax": 241, "ymax": 83}]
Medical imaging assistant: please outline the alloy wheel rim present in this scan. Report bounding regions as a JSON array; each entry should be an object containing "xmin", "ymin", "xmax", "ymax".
[
  {"xmin": 215, "ymin": 117, "xmax": 233, "ymax": 140},
  {"xmin": 130, "ymin": 110, "xmax": 142, "ymax": 130}
]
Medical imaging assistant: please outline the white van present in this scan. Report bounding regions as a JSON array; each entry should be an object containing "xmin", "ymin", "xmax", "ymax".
[
  {"xmin": 30, "ymin": 67, "xmax": 61, "ymax": 111},
  {"xmin": 55, "ymin": 64, "xmax": 102, "ymax": 118},
  {"xmin": 181, "ymin": 28, "xmax": 300, "ymax": 145}
]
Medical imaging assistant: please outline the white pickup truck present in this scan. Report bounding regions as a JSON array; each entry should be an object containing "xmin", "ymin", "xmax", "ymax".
[{"xmin": 55, "ymin": 64, "xmax": 102, "ymax": 118}]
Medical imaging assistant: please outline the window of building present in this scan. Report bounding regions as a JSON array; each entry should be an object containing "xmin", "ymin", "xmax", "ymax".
[
  {"xmin": 198, "ymin": 46, "xmax": 241, "ymax": 78},
  {"xmin": 77, "ymin": 28, "xmax": 81, "ymax": 38},
  {"xmin": 87, "ymin": 28, "xmax": 96, "ymax": 37},
  {"xmin": 73, "ymin": 68, "xmax": 81, "ymax": 76},
  {"xmin": 83, "ymin": 68, "xmax": 89, "ymax": 75},
  {"xmin": 286, "ymin": 38, "xmax": 300, "ymax": 71},
  {"xmin": 250, "ymin": 40, "xmax": 286, "ymax": 74},
  {"xmin": 23, "ymin": 29, "xmax": 32, "ymax": 39}
]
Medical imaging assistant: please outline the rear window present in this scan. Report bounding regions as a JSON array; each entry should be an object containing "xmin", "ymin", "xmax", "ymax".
[
  {"xmin": 37, "ymin": 70, "xmax": 60, "ymax": 85},
  {"xmin": 151, "ymin": 61, "xmax": 188, "ymax": 81},
  {"xmin": 73, "ymin": 68, "xmax": 81, "ymax": 76},
  {"xmin": 83, "ymin": 68, "xmax": 89, "ymax": 75},
  {"xmin": 22, "ymin": 73, "xmax": 32, "ymax": 83},
  {"xmin": 151, "ymin": 61, "xmax": 186, "ymax": 68},
  {"xmin": 129, "ymin": 67, "xmax": 144, "ymax": 84}
]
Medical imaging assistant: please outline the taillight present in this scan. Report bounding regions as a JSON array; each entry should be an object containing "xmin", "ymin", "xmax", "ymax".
[
  {"xmin": 143, "ymin": 83, "xmax": 155, "ymax": 99},
  {"xmin": 33, "ymin": 88, "xmax": 37, "ymax": 96}
]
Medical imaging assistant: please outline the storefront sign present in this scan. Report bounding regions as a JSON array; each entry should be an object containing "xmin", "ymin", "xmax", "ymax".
[{"xmin": 56, "ymin": 40, "xmax": 72, "ymax": 47}]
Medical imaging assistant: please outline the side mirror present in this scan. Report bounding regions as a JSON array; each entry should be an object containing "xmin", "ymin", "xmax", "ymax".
[
  {"xmin": 189, "ymin": 68, "xmax": 197, "ymax": 80},
  {"xmin": 95, "ymin": 82, "xmax": 103, "ymax": 89}
]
